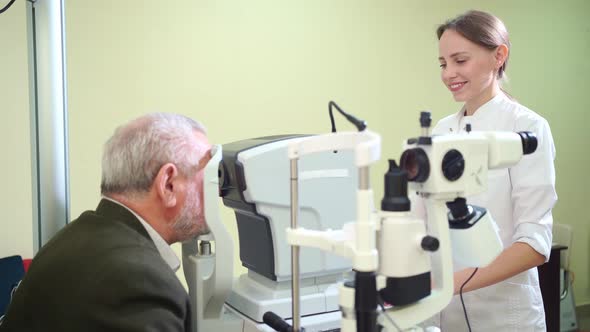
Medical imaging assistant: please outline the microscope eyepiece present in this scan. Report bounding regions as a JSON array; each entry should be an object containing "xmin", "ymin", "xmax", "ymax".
[
  {"xmin": 400, "ymin": 148, "xmax": 430, "ymax": 183},
  {"xmin": 518, "ymin": 131, "xmax": 537, "ymax": 155},
  {"xmin": 217, "ymin": 161, "xmax": 230, "ymax": 197},
  {"xmin": 420, "ymin": 111, "xmax": 432, "ymax": 128},
  {"xmin": 381, "ymin": 160, "xmax": 411, "ymax": 212},
  {"xmin": 442, "ymin": 149, "xmax": 465, "ymax": 181}
]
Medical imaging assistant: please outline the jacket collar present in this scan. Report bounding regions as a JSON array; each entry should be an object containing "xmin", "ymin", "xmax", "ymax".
[
  {"xmin": 95, "ymin": 198, "xmax": 151, "ymax": 241},
  {"xmin": 457, "ymin": 91, "xmax": 507, "ymax": 123},
  {"xmin": 96, "ymin": 198, "xmax": 181, "ymax": 271}
]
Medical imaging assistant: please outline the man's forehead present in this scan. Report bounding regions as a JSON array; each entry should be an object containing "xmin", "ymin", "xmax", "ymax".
[
  {"xmin": 196, "ymin": 148, "xmax": 213, "ymax": 171},
  {"xmin": 193, "ymin": 130, "xmax": 211, "ymax": 149},
  {"xmin": 193, "ymin": 129, "xmax": 209, "ymax": 142}
]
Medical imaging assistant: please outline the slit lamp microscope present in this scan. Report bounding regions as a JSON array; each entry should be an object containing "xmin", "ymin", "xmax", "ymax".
[{"xmin": 182, "ymin": 104, "xmax": 538, "ymax": 332}]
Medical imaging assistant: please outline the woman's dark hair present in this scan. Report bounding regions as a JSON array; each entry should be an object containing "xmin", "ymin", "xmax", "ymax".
[{"xmin": 437, "ymin": 10, "xmax": 510, "ymax": 80}]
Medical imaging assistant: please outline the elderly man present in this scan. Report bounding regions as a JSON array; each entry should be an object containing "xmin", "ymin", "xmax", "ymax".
[{"xmin": 0, "ymin": 113, "xmax": 211, "ymax": 331}]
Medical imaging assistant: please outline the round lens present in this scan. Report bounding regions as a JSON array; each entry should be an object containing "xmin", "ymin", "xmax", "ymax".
[{"xmin": 400, "ymin": 148, "xmax": 429, "ymax": 183}]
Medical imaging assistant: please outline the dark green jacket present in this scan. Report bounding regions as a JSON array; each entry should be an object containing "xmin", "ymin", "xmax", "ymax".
[{"xmin": 0, "ymin": 199, "xmax": 191, "ymax": 332}]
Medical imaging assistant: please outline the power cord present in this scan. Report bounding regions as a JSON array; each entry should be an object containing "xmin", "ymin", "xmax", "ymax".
[
  {"xmin": 328, "ymin": 101, "xmax": 367, "ymax": 133},
  {"xmin": 377, "ymin": 297, "xmax": 401, "ymax": 332},
  {"xmin": 0, "ymin": 0, "xmax": 17, "ymax": 14},
  {"xmin": 459, "ymin": 268, "xmax": 479, "ymax": 332}
]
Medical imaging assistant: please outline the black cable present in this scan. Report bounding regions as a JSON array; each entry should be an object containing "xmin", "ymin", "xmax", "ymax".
[
  {"xmin": 328, "ymin": 101, "xmax": 367, "ymax": 133},
  {"xmin": 0, "ymin": 0, "xmax": 17, "ymax": 14},
  {"xmin": 459, "ymin": 267, "xmax": 479, "ymax": 332},
  {"xmin": 328, "ymin": 101, "xmax": 338, "ymax": 133}
]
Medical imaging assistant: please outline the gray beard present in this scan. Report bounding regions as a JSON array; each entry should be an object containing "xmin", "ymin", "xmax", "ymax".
[{"xmin": 172, "ymin": 187, "xmax": 208, "ymax": 242}]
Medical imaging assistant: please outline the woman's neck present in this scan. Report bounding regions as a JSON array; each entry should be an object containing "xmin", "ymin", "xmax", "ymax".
[{"xmin": 464, "ymin": 83, "xmax": 501, "ymax": 116}]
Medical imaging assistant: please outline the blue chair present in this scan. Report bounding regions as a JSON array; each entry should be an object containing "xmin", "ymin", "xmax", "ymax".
[{"xmin": 0, "ymin": 255, "xmax": 25, "ymax": 317}]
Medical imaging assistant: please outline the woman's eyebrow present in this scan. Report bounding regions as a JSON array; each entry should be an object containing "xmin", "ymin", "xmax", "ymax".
[{"xmin": 438, "ymin": 52, "xmax": 470, "ymax": 61}]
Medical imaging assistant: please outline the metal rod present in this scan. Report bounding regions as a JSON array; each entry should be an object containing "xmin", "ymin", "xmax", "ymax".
[
  {"xmin": 421, "ymin": 127, "xmax": 430, "ymax": 137},
  {"xmin": 290, "ymin": 158, "xmax": 301, "ymax": 332},
  {"xmin": 359, "ymin": 166, "xmax": 370, "ymax": 190},
  {"xmin": 199, "ymin": 241, "xmax": 211, "ymax": 256}
]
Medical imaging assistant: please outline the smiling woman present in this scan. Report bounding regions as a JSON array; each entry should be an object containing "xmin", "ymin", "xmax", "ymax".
[
  {"xmin": 437, "ymin": 10, "xmax": 510, "ymax": 116},
  {"xmin": 428, "ymin": 9, "xmax": 558, "ymax": 332}
]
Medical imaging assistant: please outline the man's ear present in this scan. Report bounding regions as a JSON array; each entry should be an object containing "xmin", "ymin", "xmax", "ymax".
[
  {"xmin": 495, "ymin": 44, "xmax": 509, "ymax": 69},
  {"xmin": 154, "ymin": 163, "xmax": 180, "ymax": 208}
]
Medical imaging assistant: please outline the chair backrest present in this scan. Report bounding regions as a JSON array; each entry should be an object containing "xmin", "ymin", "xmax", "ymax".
[
  {"xmin": 0, "ymin": 255, "xmax": 25, "ymax": 316},
  {"xmin": 552, "ymin": 223, "xmax": 573, "ymax": 270}
]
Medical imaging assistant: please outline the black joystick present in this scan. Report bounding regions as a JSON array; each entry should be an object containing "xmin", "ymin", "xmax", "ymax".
[{"xmin": 263, "ymin": 311, "xmax": 294, "ymax": 332}]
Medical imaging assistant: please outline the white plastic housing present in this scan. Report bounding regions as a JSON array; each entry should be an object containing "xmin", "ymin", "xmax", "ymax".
[
  {"xmin": 378, "ymin": 212, "xmax": 430, "ymax": 278},
  {"xmin": 484, "ymin": 132, "xmax": 524, "ymax": 169},
  {"xmin": 406, "ymin": 132, "xmax": 524, "ymax": 197},
  {"xmin": 288, "ymin": 130, "xmax": 381, "ymax": 168},
  {"xmin": 449, "ymin": 210, "xmax": 503, "ymax": 267}
]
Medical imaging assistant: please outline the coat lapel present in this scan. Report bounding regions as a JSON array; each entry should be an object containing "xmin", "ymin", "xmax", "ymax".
[{"xmin": 95, "ymin": 199, "xmax": 151, "ymax": 241}]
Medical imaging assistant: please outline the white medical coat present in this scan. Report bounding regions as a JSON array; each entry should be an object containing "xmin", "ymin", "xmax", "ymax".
[{"xmin": 428, "ymin": 92, "xmax": 557, "ymax": 331}]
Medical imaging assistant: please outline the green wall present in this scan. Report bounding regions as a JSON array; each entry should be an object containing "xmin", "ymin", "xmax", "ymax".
[
  {"xmin": 2, "ymin": 0, "xmax": 588, "ymax": 307},
  {"xmin": 0, "ymin": 0, "xmax": 33, "ymax": 259}
]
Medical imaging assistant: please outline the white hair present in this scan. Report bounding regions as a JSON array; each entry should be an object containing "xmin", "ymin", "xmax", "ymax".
[{"xmin": 100, "ymin": 113, "xmax": 207, "ymax": 196}]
